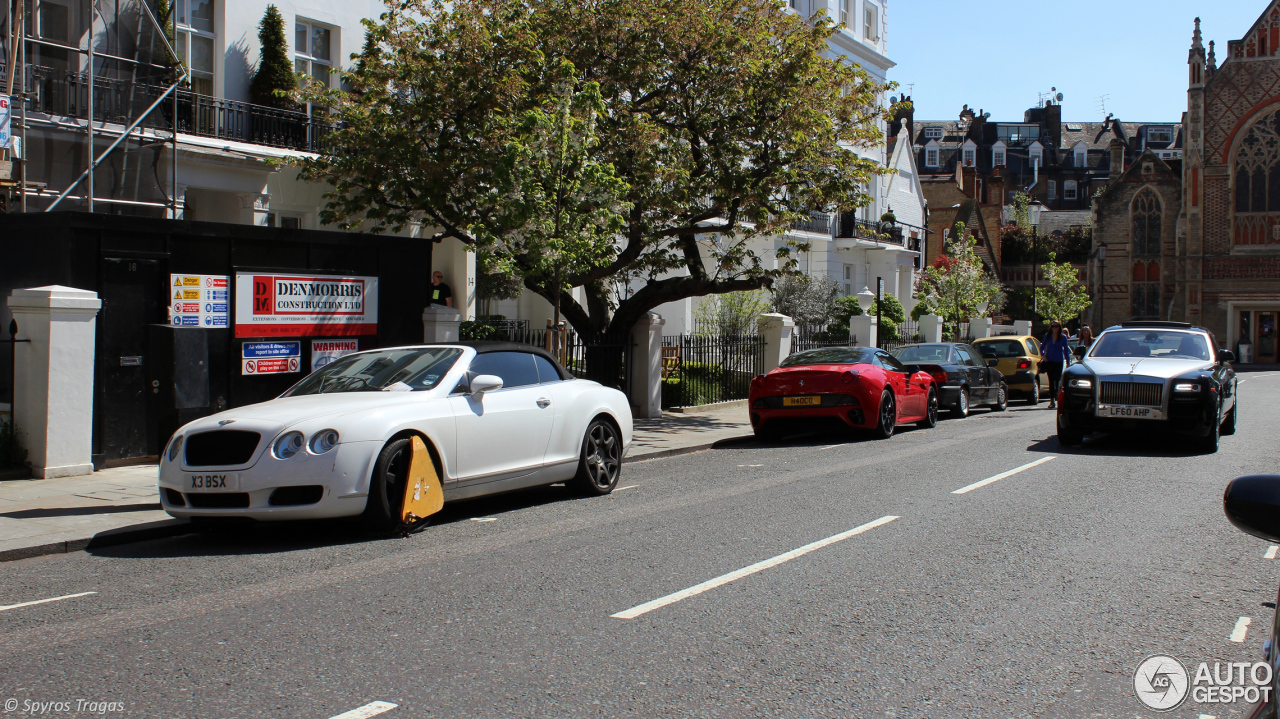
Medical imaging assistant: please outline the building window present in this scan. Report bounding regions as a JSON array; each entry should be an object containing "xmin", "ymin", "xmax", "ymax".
[
  {"xmin": 176, "ymin": 0, "xmax": 215, "ymax": 96},
  {"xmin": 863, "ymin": 4, "xmax": 878, "ymax": 41},
  {"xmin": 1131, "ymin": 261, "xmax": 1161, "ymax": 320},
  {"xmin": 1231, "ymin": 105, "xmax": 1280, "ymax": 245},
  {"xmin": 1048, "ymin": 180, "xmax": 1056, "ymax": 199},
  {"xmin": 840, "ymin": 0, "xmax": 850, "ymax": 26},
  {"xmin": 1074, "ymin": 148, "xmax": 1087, "ymax": 167},
  {"xmin": 1132, "ymin": 189, "xmax": 1162, "ymax": 256},
  {"xmin": 1148, "ymin": 127, "xmax": 1174, "ymax": 144},
  {"xmin": 1064, "ymin": 180, "xmax": 1078, "ymax": 200},
  {"xmin": 925, "ymin": 149, "xmax": 938, "ymax": 167},
  {"xmin": 923, "ymin": 127, "xmax": 943, "ymax": 139},
  {"xmin": 1029, "ymin": 146, "xmax": 1043, "ymax": 167},
  {"xmin": 295, "ymin": 19, "xmax": 334, "ymax": 107},
  {"xmin": 963, "ymin": 148, "xmax": 974, "ymax": 167},
  {"xmin": 992, "ymin": 148, "xmax": 1005, "ymax": 166}
]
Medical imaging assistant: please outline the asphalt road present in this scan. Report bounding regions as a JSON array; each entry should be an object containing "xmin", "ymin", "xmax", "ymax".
[{"xmin": 4, "ymin": 372, "xmax": 1280, "ymax": 719}]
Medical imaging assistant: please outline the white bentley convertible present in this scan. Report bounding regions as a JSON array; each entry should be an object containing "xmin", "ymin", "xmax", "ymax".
[{"xmin": 158, "ymin": 342, "xmax": 633, "ymax": 533}]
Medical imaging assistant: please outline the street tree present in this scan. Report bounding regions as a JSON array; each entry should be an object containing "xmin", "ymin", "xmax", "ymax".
[
  {"xmin": 1034, "ymin": 252, "xmax": 1091, "ymax": 324},
  {"xmin": 693, "ymin": 291, "xmax": 772, "ymax": 336},
  {"xmin": 771, "ymin": 275, "xmax": 841, "ymax": 329},
  {"xmin": 917, "ymin": 223, "xmax": 1003, "ymax": 335},
  {"xmin": 295, "ymin": 0, "xmax": 894, "ymax": 338}
]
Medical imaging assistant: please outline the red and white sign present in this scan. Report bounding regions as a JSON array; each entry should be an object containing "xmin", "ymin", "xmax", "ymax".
[
  {"xmin": 242, "ymin": 357, "xmax": 300, "ymax": 375},
  {"xmin": 234, "ymin": 272, "xmax": 378, "ymax": 338},
  {"xmin": 311, "ymin": 339, "xmax": 359, "ymax": 371}
]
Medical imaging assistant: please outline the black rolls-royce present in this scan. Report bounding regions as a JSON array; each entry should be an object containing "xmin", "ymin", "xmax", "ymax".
[{"xmin": 1056, "ymin": 322, "xmax": 1237, "ymax": 453}]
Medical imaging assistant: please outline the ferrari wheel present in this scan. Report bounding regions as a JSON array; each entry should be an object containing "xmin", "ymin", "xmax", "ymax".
[
  {"xmin": 951, "ymin": 388, "xmax": 970, "ymax": 418},
  {"xmin": 362, "ymin": 438, "xmax": 431, "ymax": 536},
  {"xmin": 917, "ymin": 388, "xmax": 939, "ymax": 429},
  {"xmin": 872, "ymin": 391, "xmax": 896, "ymax": 440},
  {"xmin": 569, "ymin": 418, "xmax": 622, "ymax": 496}
]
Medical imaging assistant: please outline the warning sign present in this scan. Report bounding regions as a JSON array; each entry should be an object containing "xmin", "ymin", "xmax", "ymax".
[
  {"xmin": 170, "ymin": 274, "xmax": 231, "ymax": 328},
  {"xmin": 311, "ymin": 339, "xmax": 359, "ymax": 371},
  {"xmin": 242, "ymin": 357, "xmax": 300, "ymax": 375}
]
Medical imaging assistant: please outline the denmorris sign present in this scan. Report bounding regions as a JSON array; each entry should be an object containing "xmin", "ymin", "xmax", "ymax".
[{"xmin": 235, "ymin": 272, "xmax": 379, "ymax": 337}]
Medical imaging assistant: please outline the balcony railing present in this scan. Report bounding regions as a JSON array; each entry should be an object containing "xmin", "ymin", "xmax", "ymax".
[
  {"xmin": 23, "ymin": 65, "xmax": 333, "ymax": 153},
  {"xmin": 836, "ymin": 213, "xmax": 904, "ymax": 245},
  {"xmin": 789, "ymin": 211, "xmax": 832, "ymax": 235}
]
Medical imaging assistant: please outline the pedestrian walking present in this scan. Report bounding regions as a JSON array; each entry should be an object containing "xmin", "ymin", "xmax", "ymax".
[
  {"xmin": 1041, "ymin": 320, "xmax": 1070, "ymax": 409},
  {"xmin": 430, "ymin": 271, "xmax": 453, "ymax": 308},
  {"xmin": 1077, "ymin": 325, "xmax": 1094, "ymax": 350}
]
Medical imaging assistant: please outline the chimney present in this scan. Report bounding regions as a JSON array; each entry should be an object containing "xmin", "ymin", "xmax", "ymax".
[
  {"xmin": 1109, "ymin": 139, "xmax": 1126, "ymax": 180},
  {"xmin": 962, "ymin": 166, "xmax": 978, "ymax": 199},
  {"xmin": 1045, "ymin": 102, "xmax": 1062, "ymax": 150},
  {"xmin": 988, "ymin": 168, "xmax": 1005, "ymax": 208}
]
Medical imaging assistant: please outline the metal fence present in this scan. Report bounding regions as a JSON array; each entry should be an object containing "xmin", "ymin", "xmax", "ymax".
[
  {"xmin": 791, "ymin": 326, "xmax": 852, "ymax": 354},
  {"xmin": 880, "ymin": 319, "xmax": 921, "ymax": 353},
  {"xmin": 501, "ymin": 326, "xmax": 631, "ymax": 390},
  {"xmin": 661, "ymin": 334, "xmax": 765, "ymax": 408}
]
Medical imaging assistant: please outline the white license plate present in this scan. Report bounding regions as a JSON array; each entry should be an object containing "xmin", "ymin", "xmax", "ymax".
[
  {"xmin": 1097, "ymin": 405, "xmax": 1164, "ymax": 420},
  {"xmin": 187, "ymin": 473, "xmax": 238, "ymax": 491}
]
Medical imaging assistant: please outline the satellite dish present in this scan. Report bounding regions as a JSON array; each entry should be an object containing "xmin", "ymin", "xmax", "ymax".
[
  {"xmin": 983, "ymin": 112, "xmax": 991, "ymax": 119},
  {"xmin": 890, "ymin": 95, "xmax": 898, "ymax": 104},
  {"xmin": 1056, "ymin": 92, "xmax": 1064, "ymax": 102}
]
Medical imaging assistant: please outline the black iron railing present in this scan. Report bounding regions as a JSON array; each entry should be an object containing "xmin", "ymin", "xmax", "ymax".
[
  {"xmin": 661, "ymin": 334, "xmax": 765, "ymax": 408},
  {"xmin": 836, "ymin": 214, "xmax": 904, "ymax": 245},
  {"xmin": 24, "ymin": 65, "xmax": 333, "ymax": 152},
  {"xmin": 502, "ymin": 325, "xmax": 631, "ymax": 389},
  {"xmin": 790, "ymin": 211, "xmax": 832, "ymax": 235}
]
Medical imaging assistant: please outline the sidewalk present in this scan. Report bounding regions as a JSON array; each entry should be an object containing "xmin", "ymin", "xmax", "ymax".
[{"xmin": 0, "ymin": 406, "xmax": 752, "ymax": 562}]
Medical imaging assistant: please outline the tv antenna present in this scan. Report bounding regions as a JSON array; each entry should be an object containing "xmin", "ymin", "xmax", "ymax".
[
  {"xmin": 1038, "ymin": 86, "xmax": 1061, "ymax": 107},
  {"xmin": 1096, "ymin": 94, "xmax": 1110, "ymax": 117}
]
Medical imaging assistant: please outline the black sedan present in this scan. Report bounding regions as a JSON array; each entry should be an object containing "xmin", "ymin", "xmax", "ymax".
[{"xmin": 891, "ymin": 343, "xmax": 1007, "ymax": 417}]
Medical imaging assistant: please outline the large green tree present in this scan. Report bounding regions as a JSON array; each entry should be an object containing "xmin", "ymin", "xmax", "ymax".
[
  {"xmin": 296, "ymin": 0, "xmax": 893, "ymax": 337},
  {"xmin": 917, "ymin": 223, "xmax": 1003, "ymax": 334}
]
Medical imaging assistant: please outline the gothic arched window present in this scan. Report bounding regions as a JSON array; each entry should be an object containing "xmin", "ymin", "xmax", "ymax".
[
  {"xmin": 1131, "ymin": 260, "xmax": 1161, "ymax": 320},
  {"xmin": 1132, "ymin": 190, "xmax": 1161, "ymax": 257},
  {"xmin": 1232, "ymin": 106, "xmax": 1280, "ymax": 244}
]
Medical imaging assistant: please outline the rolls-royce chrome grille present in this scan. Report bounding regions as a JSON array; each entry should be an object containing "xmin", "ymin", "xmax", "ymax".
[{"xmin": 1100, "ymin": 381, "xmax": 1162, "ymax": 407}]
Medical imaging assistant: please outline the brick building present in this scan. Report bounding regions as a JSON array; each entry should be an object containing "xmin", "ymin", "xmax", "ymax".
[{"xmin": 1092, "ymin": 5, "xmax": 1280, "ymax": 361}]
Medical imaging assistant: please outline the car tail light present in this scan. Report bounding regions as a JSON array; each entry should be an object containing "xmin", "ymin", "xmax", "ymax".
[
  {"xmin": 841, "ymin": 371, "xmax": 858, "ymax": 384},
  {"xmin": 1017, "ymin": 359, "xmax": 1031, "ymax": 370},
  {"xmin": 929, "ymin": 370, "xmax": 948, "ymax": 385},
  {"xmin": 751, "ymin": 375, "xmax": 766, "ymax": 390}
]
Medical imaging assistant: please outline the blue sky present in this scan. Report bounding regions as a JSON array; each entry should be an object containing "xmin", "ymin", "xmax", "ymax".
[{"xmin": 889, "ymin": 1, "xmax": 1265, "ymax": 124}]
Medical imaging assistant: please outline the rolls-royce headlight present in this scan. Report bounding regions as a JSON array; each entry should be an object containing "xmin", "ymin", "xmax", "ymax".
[
  {"xmin": 309, "ymin": 429, "xmax": 340, "ymax": 454},
  {"xmin": 1068, "ymin": 379, "xmax": 1092, "ymax": 389},
  {"xmin": 273, "ymin": 431, "xmax": 305, "ymax": 459},
  {"xmin": 166, "ymin": 434, "xmax": 183, "ymax": 462},
  {"xmin": 1174, "ymin": 383, "xmax": 1199, "ymax": 392}
]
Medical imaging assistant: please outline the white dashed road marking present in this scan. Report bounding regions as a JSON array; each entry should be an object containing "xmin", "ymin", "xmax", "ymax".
[
  {"xmin": 1266, "ymin": 546, "xmax": 1278, "ymax": 560},
  {"xmin": 614, "ymin": 485, "xmax": 640, "ymax": 491},
  {"xmin": 951, "ymin": 456, "xmax": 1056, "ymax": 495},
  {"xmin": 469, "ymin": 518, "xmax": 496, "ymax": 523},
  {"xmin": 327, "ymin": 701, "xmax": 397, "ymax": 719},
  {"xmin": 611, "ymin": 515, "xmax": 900, "ymax": 619},
  {"xmin": 1230, "ymin": 617, "xmax": 1252, "ymax": 643},
  {"xmin": 0, "ymin": 591, "xmax": 97, "ymax": 613}
]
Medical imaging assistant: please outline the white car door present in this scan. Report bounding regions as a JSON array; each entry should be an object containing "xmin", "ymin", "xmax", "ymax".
[{"xmin": 449, "ymin": 351, "xmax": 555, "ymax": 483}]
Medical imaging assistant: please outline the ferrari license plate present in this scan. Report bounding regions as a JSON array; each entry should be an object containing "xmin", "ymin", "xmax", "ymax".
[
  {"xmin": 187, "ymin": 473, "xmax": 238, "ymax": 491},
  {"xmin": 1097, "ymin": 405, "xmax": 1163, "ymax": 420},
  {"xmin": 783, "ymin": 396, "xmax": 821, "ymax": 407}
]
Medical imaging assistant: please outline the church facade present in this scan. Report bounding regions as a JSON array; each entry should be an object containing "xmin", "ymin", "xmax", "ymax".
[{"xmin": 1094, "ymin": 4, "xmax": 1280, "ymax": 361}]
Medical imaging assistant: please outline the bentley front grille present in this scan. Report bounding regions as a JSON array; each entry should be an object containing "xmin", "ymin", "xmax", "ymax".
[
  {"xmin": 1100, "ymin": 381, "xmax": 1163, "ymax": 407},
  {"xmin": 184, "ymin": 430, "xmax": 262, "ymax": 466}
]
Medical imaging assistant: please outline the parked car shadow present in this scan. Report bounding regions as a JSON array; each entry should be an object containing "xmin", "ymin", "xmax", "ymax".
[
  {"xmin": 1027, "ymin": 432, "xmax": 1210, "ymax": 457},
  {"xmin": 85, "ymin": 483, "xmax": 597, "ymax": 560}
]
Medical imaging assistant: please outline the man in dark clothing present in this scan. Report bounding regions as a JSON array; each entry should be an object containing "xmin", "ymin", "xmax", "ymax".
[{"xmin": 431, "ymin": 271, "xmax": 453, "ymax": 308}]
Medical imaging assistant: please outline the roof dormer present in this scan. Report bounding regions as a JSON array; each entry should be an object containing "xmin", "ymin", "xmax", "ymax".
[
  {"xmin": 1072, "ymin": 141, "xmax": 1088, "ymax": 168},
  {"xmin": 991, "ymin": 140, "xmax": 1007, "ymax": 167},
  {"xmin": 1029, "ymin": 141, "xmax": 1044, "ymax": 169},
  {"xmin": 924, "ymin": 139, "xmax": 940, "ymax": 168},
  {"xmin": 961, "ymin": 139, "xmax": 978, "ymax": 169}
]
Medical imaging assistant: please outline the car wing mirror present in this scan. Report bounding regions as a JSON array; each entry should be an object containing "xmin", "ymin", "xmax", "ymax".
[
  {"xmin": 469, "ymin": 374, "xmax": 503, "ymax": 398},
  {"xmin": 1073, "ymin": 346, "xmax": 1087, "ymax": 359},
  {"xmin": 1225, "ymin": 475, "xmax": 1280, "ymax": 543},
  {"xmin": 1219, "ymin": 349, "xmax": 1236, "ymax": 363},
  {"xmin": 904, "ymin": 364, "xmax": 922, "ymax": 375},
  {"xmin": 987, "ymin": 359, "xmax": 998, "ymax": 368}
]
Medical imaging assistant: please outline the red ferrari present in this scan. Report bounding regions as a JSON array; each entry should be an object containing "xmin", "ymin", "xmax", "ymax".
[{"xmin": 748, "ymin": 346, "xmax": 940, "ymax": 440}]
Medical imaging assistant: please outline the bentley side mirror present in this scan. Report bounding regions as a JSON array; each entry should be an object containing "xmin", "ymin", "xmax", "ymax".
[
  {"xmin": 1219, "ymin": 349, "xmax": 1236, "ymax": 363},
  {"xmin": 469, "ymin": 374, "xmax": 504, "ymax": 398},
  {"xmin": 1225, "ymin": 475, "xmax": 1280, "ymax": 543}
]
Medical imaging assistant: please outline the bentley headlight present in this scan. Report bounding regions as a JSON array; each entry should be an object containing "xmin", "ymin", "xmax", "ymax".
[
  {"xmin": 273, "ymin": 431, "xmax": 305, "ymax": 459},
  {"xmin": 1068, "ymin": 379, "xmax": 1092, "ymax": 389},
  {"xmin": 309, "ymin": 429, "xmax": 340, "ymax": 454},
  {"xmin": 1174, "ymin": 383, "xmax": 1199, "ymax": 392},
  {"xmin": 166, "ymin": 434, "xmax": 183, "ymax": 462}
]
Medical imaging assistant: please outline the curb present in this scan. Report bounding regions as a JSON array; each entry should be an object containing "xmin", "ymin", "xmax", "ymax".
[
  {"xmin": 629, "ymin": 434, "xmax": 756, "ymax": 462},
  {"xmin": 666, "ymin": 399, "xmax": 749, "ymax": 415},
  {"xmin": 0, "ymin": 518, "xmax": 193, "ymax": 564}
]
